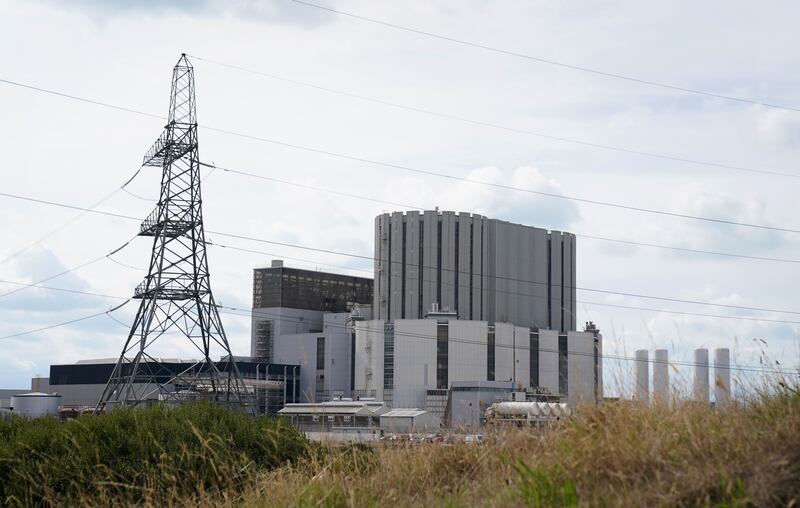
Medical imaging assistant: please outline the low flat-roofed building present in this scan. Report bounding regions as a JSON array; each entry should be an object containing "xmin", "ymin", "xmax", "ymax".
[
  {"xmin": 380, "ymin": 409, "xmax": 440, "ymax": 433},
  {"xmin": 278, "ymin": 400, "xmax": 388, "ymax": 431}
]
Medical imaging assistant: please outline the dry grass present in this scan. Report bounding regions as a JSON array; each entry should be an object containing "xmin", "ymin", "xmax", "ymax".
[
  {"xmin": 4, "ymin": 386, "xmax": 799, "ymax": 507},
  {"xmin": 236, "ymin": 386, "xmax": 800, "ymax": 508}
]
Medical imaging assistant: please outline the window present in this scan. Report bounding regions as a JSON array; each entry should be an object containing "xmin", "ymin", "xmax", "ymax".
[
  {"xmin": 530, "ymin": 331, "xmax": 539, "ymax": 388},
  {"xmin": 437, "ymin": 320, "xmax": 449, "ymax": 389},
  {"xmin": 558, "ymin": 334, "xmax": 568, "ymax": 396},
  {"xmin": 383, "ymin": 324, "xmax": 395, "ymax": 390},
  {"xmin": 487, "ymin": 325, "xmax": 496, "ymax": 381}
]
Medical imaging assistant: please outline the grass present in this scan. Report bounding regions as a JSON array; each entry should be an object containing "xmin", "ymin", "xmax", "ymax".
[{"xmin": 1, "ymin": 386, "xmax": 799, "ymax": 506}]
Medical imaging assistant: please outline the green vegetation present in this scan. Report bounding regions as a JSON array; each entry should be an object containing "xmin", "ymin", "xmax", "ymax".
[
  {"xmin": 0, "ymin": 403, "xmax": 308, "ymax": 506},
  {"xmin": 1, "ymin": 387, "xmax": 799, "ymax": 506}
]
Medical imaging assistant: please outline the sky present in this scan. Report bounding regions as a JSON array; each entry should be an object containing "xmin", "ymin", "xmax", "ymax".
[{"xmin": 0, "ymin": 0, "xmax": 798, "ymax": 395}]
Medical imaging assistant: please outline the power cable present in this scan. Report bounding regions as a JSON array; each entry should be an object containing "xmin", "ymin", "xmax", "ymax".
[
  {"xmin": 0, "ymin": 276, "xmax": 792, "ymax": 374},
  {"xmin": 1, "ymin": 77, "xmax": 796, "ymax": 233},
  {"xmin": 289, "ymin": 0, "xmax": 800, "ymax": 113},
  {"xmin": 0, "ymin": 299, "xmax": 130, "ymax": 341},
  {"xmin": 0, "ymin": 188, "xmax": 797, "ymax": 317},
  {"xmin": 191, "ymin": 55, "xmax": 799, "ymax": 179},
  {"xmin": 206, "ymin": 161, "xmax": 800, "ymax": 265}
]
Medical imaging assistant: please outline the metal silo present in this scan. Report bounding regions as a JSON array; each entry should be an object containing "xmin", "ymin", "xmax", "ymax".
[{"xmin": 10, "ymin": 392, "xmax": 61, "ymax": 418}]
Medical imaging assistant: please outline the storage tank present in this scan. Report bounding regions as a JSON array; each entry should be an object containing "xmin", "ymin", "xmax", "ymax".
[
  {"xmin": 693, "ymin": 349, "xmax": 709, "ymax": 403},
  {"xmin": 714, "ymin": 348, "xmax": 731, "ymax": 409},
  {"xmin": 634, "ymin": 350, "xmax": 649, "ymax": 403},
  {"xmin": 10, "ymin": 392, "xmax": 61, "ymax": 418},
  {"xmin": 653, "ymin": 349, "xmax": 669, "ymax": 405}
]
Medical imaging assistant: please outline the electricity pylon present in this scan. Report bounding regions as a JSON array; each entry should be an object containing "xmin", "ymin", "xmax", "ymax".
[{"xmin": 97, "ymin": 54, "xmax": 249, "ymax": 411}]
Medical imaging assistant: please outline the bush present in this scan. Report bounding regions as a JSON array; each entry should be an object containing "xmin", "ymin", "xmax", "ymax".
[{"xmin": 0, "ymin": 403, "xmax": 309, "ymax": 506}]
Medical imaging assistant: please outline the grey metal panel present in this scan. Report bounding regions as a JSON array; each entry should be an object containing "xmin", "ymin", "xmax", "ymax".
[
  {"xmin": 378, "ymin": 214, "xmax": 390, "ymax": 320},
  {"xmin": 483, "ymin": 219, "xmax": 495, "ymax": 323},
  {"xmin": 471, "ymin": 215, "xmax": 483, "ymax": 320},
  {"xmin": 422, "ymin": 211, "xmax": 438, "ymax": 316},
  {"xmin": 517, "ymin": 224, "xmax": 534, "ymax": 328},
  {"xmin": 562, "ymin": 233, "xmax": 573, "ymax": 332},
  {"xmin": 494, "ymin": 221, "xmax": 510, "ymax": 324},
  {"xmin": 373, "ymin": 215, "xmax": 381, "ymax": 317},
  {"xmin": 457, "ymin": 213, "xmax": 472, "ymax": 319},
  {"xmin": 390, "ymin": 212, "xmax": 404, "ymax": 320},
  {"xmin": 549, "ymin": 231, "xmax": 562, "ymax": 331},
  {"xmin": 404, "ymin": 211, "xmax": 420, "ymax": 319},
  {"xmin": 440, "ymin": 211, "xmax": 456, "ymax": 312},
  {"xmin": 571, "ymin": 234, "xmax": 577, "ymax": 331},
  {"xmin": 531, "ymin": 227, "xmax": 548, "ymax": 329}
]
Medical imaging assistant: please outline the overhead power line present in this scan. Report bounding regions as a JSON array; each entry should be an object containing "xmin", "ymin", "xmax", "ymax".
[
  {"xmin": 1, "ymin": 76, "xmax": 795, "ymax": 233},
  {"xmin": 190, "ymin": 55, "xmax": 799, "ymax": 179},
  {"xmin": 0, "ymin": 299, "xmax": 130, "ymax": 341},
  {"xmin": 289, "ymin": 0, "xmax": 800, "ymax": 113},
  {"xmin": 202, "ymin": 126, "xmax": 800, "ymax": 234},
  {"xmin": 0, "ymin": 274, "xmax": 791, "ymax": 375},
  {"xmin": 0, "ymin": 188, "xmax": 798, "ymax": 318},
  {"xmin": 205, "ymin": 161, "xmax": 800, "ymax": 265}
]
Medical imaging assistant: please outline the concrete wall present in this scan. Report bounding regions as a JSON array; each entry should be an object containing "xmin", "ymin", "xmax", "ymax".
[
  {"xmin": 448, "ymin": 320, "xmax": 488, "ymax": 383},
  {"xmin": 354, "ymin": 320, "xmax": 385, "ymax": 402},
  {"xmin": 567, "ymin": 331, "xmax": 597, "ymax": 406},
  {"xmin": 251, "ymin": 307, "xmax": 324, "ymax": 359},
  {"xmin": 539, "ymin": 329, "xmax": 560, "ymax": 395},
  {"xmin": 322, "ymin": 313, "xmax": 352, "ymax": 397},
  {"xmin": 494, "ymin": 322, "xmax": 515, "ymax": 383},
  {"xmin": 392, "ymin": 320, "xmax": 437, "ymax": 408},
  {"xmin": 274, "ymin": 332, "xmax": 320, "ymax": 402},
  {"xmin": 513, "ymin": 326, "xmax": 530, "ymax": 390}
]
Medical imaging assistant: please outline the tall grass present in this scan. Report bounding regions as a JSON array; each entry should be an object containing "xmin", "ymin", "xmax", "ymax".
[
  {"xmin": 2, "ymin": 387, "xmax": 798, "ymax": 506},
  {"xmin": 0, "ymin": 403, "xmax": 309, "ymax": 506}
]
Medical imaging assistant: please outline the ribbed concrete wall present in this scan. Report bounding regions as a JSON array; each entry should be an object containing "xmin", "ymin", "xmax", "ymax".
[
  {"xmin": 449, "ymin": 320, "xmax": 488, "ymax": 383},
  {"xmin": 568, "ymin": 331, "xmax": 597, "ymax": 405},
  {"xmin": 494, "ymin": 322, "xmax": 515, "ymax": 383},
  {"xmin": 539, "ymin": 329, "xmax": 560, "ymax": 395},
  {"xmin": 374, "ymin": 211, "xmax": 577, "ymax": 330},
  {"xmin": 514, "ymin": 326, "xmax": 531, "ymax": 390}
]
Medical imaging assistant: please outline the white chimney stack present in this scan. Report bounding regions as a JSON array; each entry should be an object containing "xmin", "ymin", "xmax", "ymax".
[
  {"xmin": 653, "ymin": 349, "xmax": 669, "ymax": 405},
  {"xmin": 694, "ymin": 348, "xmax": 709, "ymax": 403},
  {"xmin": 714, "ymin": 348, "xmax": 731, "ymax": 409},
  {"xmin": 635, "ymin": 349, "xmax": 649, "ymax": 403}
]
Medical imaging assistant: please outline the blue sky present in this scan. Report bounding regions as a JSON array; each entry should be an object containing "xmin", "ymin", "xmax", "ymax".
[{"xmin": 0, "ymin": 0, "xmax": 798, "ymax": 394}]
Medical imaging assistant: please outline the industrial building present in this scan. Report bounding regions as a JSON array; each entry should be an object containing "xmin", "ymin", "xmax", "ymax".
[
  {"xmin": 373, "ymin": 210, "xmax": 577, "ymax": 331},
  {"xmin": 250, "ymin": 260, "xmax": 374, "ymax": 402},
  {"xmin": 31, "ymin": 357, "xmax": 300, "ymax": 416},
  {"xmin": 249, "ymin": 210, "xmax": 601, "ymax": 427}
]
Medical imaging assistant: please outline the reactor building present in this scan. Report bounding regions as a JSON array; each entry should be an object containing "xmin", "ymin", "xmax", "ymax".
[{"xmin": 251, "ymin": 210, "xmax": 602, "ymax": 423}]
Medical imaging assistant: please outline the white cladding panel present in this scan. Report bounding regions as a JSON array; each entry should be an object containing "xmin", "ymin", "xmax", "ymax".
[
  {"xmin": 634, "ymin": 349, "xmax": 649, "ymax": 403},
  {"xmin": 354, "ymin": 320, "xmax": 384, "ymax": 402},
  {"xmin": 714, "ymin": 348, "xmax": 731, "ymax": 409},
  {"xmin": 448, "ymin": 320, "xmax": 488, "ymax": 383},
  {"xmin": 514, "ymin": 326, "xmax": 530, "ymax": 390},
  {"xmin": 322, "ymin": 313, "xmax": 352, "ymax": 396},
  {"xmin": 539, "ymin": 329, "xmax": 559, "ymax": 395},
  {"xmin": 273, "ymin": 332, "xmax": 319, "ymax": 402},
  {"xmin": 494, "ymin": 322, "xmax": 515, "ymax": 383},
  {"xmin": 653, "ymin": 349, "xmax": 669, "ymax": 404},
  {"xmin": 393, "ymin": 320, "xmax": 437, "ymax": 408},
  {"xmin": 694, "ymin": 348, "xmax": 710, "ymax": 403},
  {"xmin": 568, "ymin": 331, "xmax": 596, "ymax": 406}
]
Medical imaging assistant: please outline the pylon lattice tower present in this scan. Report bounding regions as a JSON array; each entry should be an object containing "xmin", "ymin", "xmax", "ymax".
[{"xmin": 97, "ymin": 54, "xmax": 248, "ymax": 411}]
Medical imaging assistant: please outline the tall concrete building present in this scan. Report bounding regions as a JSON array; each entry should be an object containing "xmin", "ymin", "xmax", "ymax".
[{"xmin": 373, "ymin": 211, "xmax": 577, "ymax": 331}]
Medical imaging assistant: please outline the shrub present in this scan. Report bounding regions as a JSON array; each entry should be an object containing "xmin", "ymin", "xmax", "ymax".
[{"xmin": 0, "ymin": 402, "xmax": 309, "ymax": 506}]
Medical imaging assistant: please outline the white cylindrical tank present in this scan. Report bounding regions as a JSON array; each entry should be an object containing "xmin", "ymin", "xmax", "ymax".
[
  {"xmin": 714, "ymin": 348, "xmax": 731, "ymax": 409},
  {"xmin": 10, "ymin": 392, "xmax": 61, "ymax": 418},
  {"xmin": 653, "ymin": 349, "xmax": 669, "ymax": 405},
  {"xmin": 634, "ymin": 350, "xmax": 649, "ymax": 403},
  {"xmin": 694, "ymin": 349, "xmax": 709, "ymax": 403}
]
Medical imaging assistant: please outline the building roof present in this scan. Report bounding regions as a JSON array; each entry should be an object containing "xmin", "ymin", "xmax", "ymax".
[
  {"xmin": 277, "ymin": 400, "xmax": 389, "ymax": 416},
  {"xmin": 382, "ymin": 409, "xmax": 427, "ymax": 418}
]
